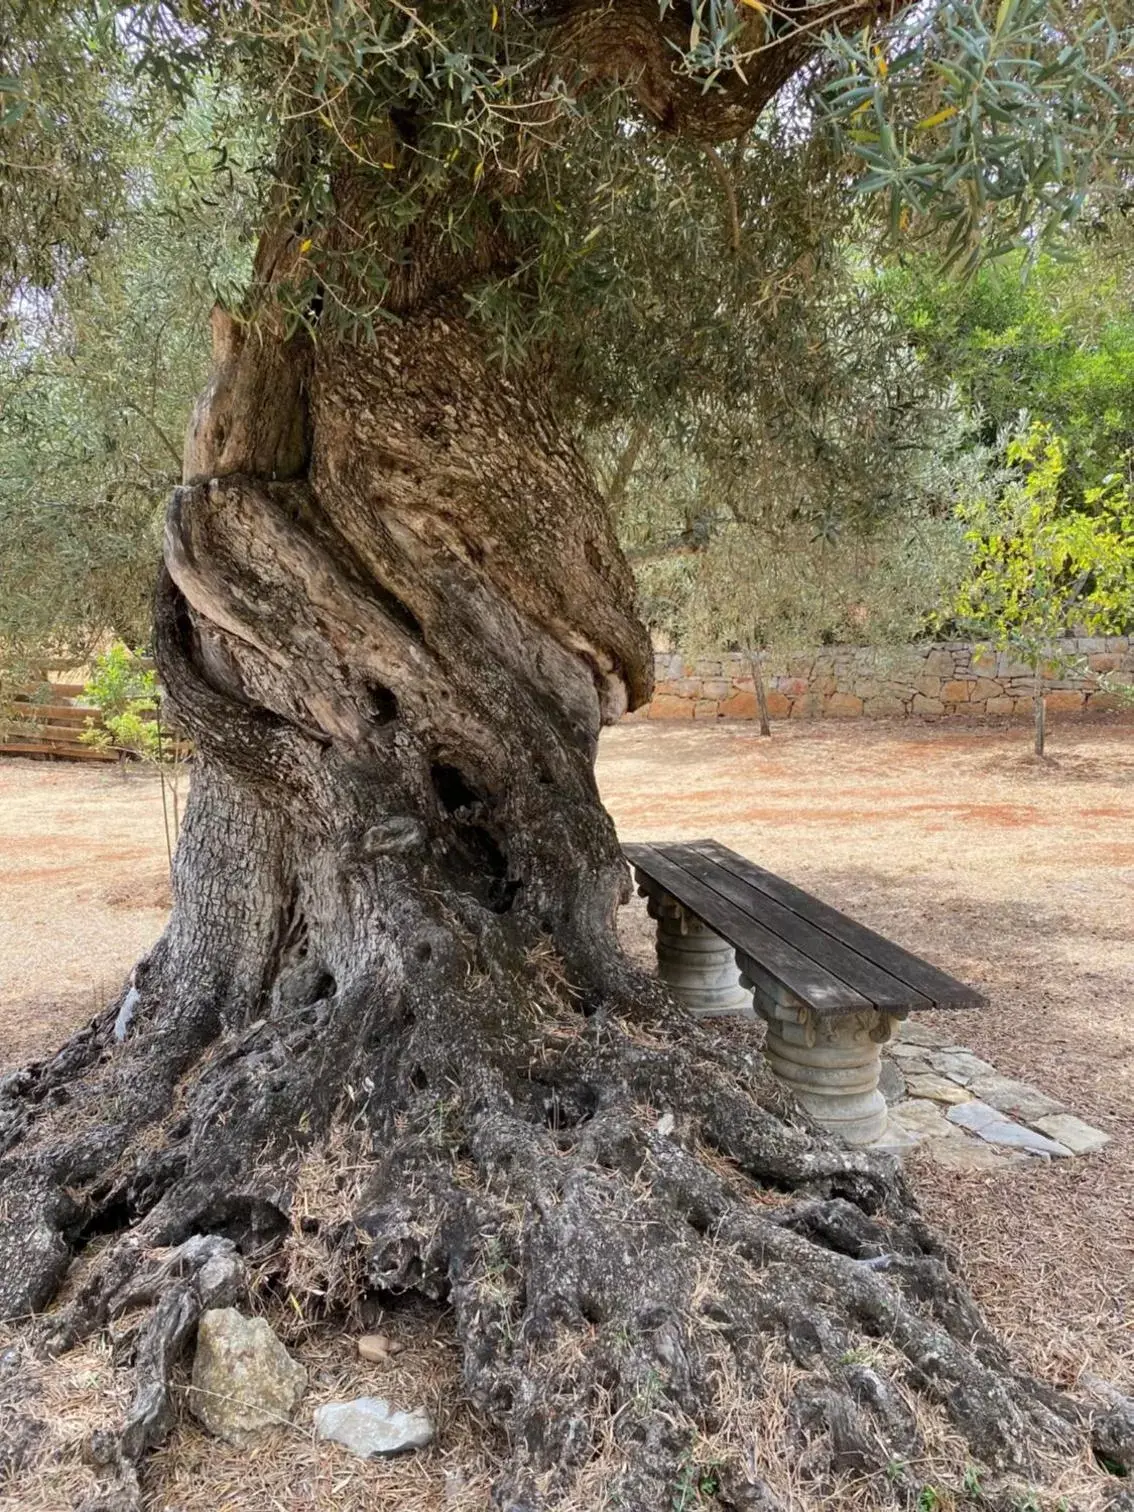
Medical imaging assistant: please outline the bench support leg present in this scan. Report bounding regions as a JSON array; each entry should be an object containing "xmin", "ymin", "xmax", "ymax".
[
  {"xmin": 754, "ymin": 1000, "xmax": 891, "ymax": 1146},
  {"xmin": 649, "ymin": 895, "xmax": 754, "ymax": 1018}
]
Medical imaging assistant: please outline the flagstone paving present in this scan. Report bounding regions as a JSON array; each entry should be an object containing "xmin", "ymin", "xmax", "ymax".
[{"xmin": 875, "ymin": 1022, "xmax": 1110, "ymax": 1169}]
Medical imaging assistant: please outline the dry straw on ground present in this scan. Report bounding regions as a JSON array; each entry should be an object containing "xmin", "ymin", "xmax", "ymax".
[{"xmin": 2, "ymin": 716, "xmax": 1132, "ymax": 1507}]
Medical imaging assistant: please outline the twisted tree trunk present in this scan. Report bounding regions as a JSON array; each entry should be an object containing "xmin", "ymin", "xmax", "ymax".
[{"xmin": 1, "ymin": 296, "xmax": 1131, "ymax": 1511}]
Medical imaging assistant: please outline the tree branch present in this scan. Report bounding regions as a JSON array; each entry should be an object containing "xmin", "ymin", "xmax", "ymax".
[
  {"xmin": 121, "ymin": 398, "xmax": 184, "ymax": 470},
  {"xmin": 544, "ymin": 0, "xmax": 908, "ymax": 144}
]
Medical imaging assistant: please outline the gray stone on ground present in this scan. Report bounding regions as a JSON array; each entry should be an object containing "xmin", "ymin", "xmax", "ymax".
[
  {"xmin": 894, "ymin": 1021, "xmax": 952, "ymax": 1049},
  {"xmin": 870, "ymin": 1120, "xmax": 923, "ymax": 1154},
  {"xmin": 903, "ymin": 1072, "xmax": 973, "ymax": 1106},
  {"xmin": 314, "ymin": 1396, "xmax": 435, "ymax": 1458},
  {"xmin": 886, "ymin": 1098, "xmax": 958, "ymax": 1144},
  {"xmin": 921, "ymin": 1134, "xmax": 1025, "ymax": 1172},
  {"xmin": 878, "ymin": 1058, "xmax": 906, "ymax": 1105},
  {"xmin": 946, "ymin": 1101, "xmax": 1072, "ymax": 1157},
  {"xmin": 926, "ymin": 1049, "xmax": 998, "ymax": 1087},
  {"xmin": 966, "ymin": 1074, "xmax": 1063, "ymax": 1123},
  {"xmin": 1033, "ymin": 1113, "xmax": 1111, "ymax": 1155},
  {"xmin": 190, "ymin": 1307, "xmax": 307, "ymax": 1444},
  {"xmin": 887, "ymin": 1041, "xmax": 937, "ymax": 1062}
]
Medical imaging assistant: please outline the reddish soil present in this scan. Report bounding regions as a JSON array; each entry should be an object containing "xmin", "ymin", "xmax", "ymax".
[{"xmin": 2, "ymin": 713, "xmax": 1132, "ymax": 1391}]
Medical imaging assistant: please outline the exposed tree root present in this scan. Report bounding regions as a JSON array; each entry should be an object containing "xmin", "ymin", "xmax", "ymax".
[
  {"xmin": 3, "ymin": 948, "xmax": 1130, "ymax": 1511},
  {"xmin": 3, "ymin": 305, "xmax": 1129, "ymax": 1511}
]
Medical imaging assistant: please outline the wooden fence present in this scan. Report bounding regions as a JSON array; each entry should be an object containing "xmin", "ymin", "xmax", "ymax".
[{"xmin": 0, "ymin": 682, "xmax": 115, "ymax": 762}]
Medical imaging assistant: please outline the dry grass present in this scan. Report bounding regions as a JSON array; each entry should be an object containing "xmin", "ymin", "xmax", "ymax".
[
  {"xmin": 0, "ymin": 1331, "xmax": 132, "ymax": 1511},
  {"xmin": 2, "ymin": 718, "xmax": 1133, "ymax": 1505},
  {"xmin": 144, "ymin": 1303, "xmax": 501, "ymax": 1512}
]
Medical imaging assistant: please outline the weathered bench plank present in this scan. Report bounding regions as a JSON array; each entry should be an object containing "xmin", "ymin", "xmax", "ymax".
[
  {"xmin": 624, "ymin": 843, "xmax": 871, "ymax": 1014},
  {"xmin": 656, "ymin": 842, "xmax": 932, "ymax": 1014},
  {"xmin": 687, "ymin": 839, "xmax": 984, "ymax": 1010}
]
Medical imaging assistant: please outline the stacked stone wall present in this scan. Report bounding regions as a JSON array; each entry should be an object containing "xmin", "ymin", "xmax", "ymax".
[{"xmin": 633, "ymin": 637, "xmax": 1134, "ymax": 722}]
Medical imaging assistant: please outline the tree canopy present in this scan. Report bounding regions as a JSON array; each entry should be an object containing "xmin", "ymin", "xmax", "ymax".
[{"xmin": 3, "ymin": 1, "xmax": 1132, "ymax": 671}]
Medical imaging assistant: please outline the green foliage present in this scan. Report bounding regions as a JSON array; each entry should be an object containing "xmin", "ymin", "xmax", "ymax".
[
  {"xmin": 642, "ymin": 507, "xmax": 969, "ymax": 656},
  {"xmin": 80, "ymin": 642, "xmax": 161, "ymax": 759},
  {"xmin": 671, "ymin": 1454, "xmax": 721, "ymax": 1510},
  {"xmin": 82, "ymin": 642, "xmax": 158, "ymax": 719},
  {"xmin": 822, "ymin": 0, "xmax": 1133, "ymax": 270},
  {"xmin": 955, "ymin": 425, "xmax": 1134, "ymax": 668},
  {"xmin": 0, "ymin": 90, "xmax": 253, "ymax": 674},
  {"xmin": 623, "ymin": 372, "xmax": 981, "ymax": 654},
  {"xmin": 881, "ymin": 249, "xmax": 1134, "ymax": 494}
]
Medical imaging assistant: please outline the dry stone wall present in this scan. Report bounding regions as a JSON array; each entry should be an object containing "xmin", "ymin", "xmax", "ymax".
[{"xmin": 633, "ymin": 637, "xmax": 1133, "ymax": 722}]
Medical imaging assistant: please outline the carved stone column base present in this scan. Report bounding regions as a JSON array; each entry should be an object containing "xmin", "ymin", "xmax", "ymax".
[
  {"xmin": 641, "ymin": 890, "xmax": 753, "ymax": 1018},
  {"xmin": 746, "ymin": 978, "xmax": 893, "ymax": 1145}
]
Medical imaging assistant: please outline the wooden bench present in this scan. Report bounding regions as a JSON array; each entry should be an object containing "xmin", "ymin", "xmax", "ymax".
[{"xmin": 625, "ymin": 839, "xmax": 985, "ymax": 1146}]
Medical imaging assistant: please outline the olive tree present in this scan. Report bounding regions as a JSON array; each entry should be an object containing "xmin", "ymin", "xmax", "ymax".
[{"xmin": 2, "ymin": 4, "xmax": 1132, "ymax": 1508}]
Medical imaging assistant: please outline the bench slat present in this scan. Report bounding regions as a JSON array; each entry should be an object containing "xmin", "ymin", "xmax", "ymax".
[
  {"xmin": 688, "ymin": 839, "xmax": 984, "ymax": 1010},
  {"xmin": 655, "ymin": 843, "xmax": 931, "ymax": 1013},
  {"xmin": 625, "ymin": 843, "xmax": 872, "ymax": 1013}
]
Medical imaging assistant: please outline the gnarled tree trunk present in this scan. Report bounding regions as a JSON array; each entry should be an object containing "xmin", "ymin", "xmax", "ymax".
[{"xmin": 2, "ymin": 276, "xmax": 1131, "ymax": 1512}]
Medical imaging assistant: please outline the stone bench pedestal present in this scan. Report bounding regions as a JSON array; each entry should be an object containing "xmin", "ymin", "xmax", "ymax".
[
  {"xmin": 741, "ymin": 960, "xmax": 894, "ymax": 1146},
  {"xmin": 644, "ymin": 891, "xmax": 754, "ymax": 1018}
]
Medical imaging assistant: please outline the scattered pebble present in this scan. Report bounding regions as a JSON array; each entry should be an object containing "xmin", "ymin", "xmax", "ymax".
[
  {"xmin": 314, "ymin": 1396, "xmax": 434, "ymax": 1458},
  {"xmin": 357, "ymin": 1333, "xmax": 404, "ymax": 1362}
]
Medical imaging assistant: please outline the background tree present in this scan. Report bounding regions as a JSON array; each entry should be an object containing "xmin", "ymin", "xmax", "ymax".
[
  {"xmin": 882, "ymin": 246, "xmax": 1134, "ymax": 497},
  {"xmin": 956, "ymin": 424, "xmax": 1134, "ymax": 755},
  {"xmin": 2, "ymin": 5, "xmax": 1133, "ymax": 1509},
  {"xmin": 0, "ymin": 94, "xmax": 254, "ymax": 674}
]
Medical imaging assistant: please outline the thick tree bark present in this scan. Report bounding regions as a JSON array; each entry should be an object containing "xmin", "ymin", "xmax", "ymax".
[{"xmin": 2, "ymin": 300, "xmax": 1131, "ymax": 1510}]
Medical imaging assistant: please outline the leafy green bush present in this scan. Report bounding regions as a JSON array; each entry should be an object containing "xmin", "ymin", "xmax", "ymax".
[{"xmin": 80, "ymin": 643, "xmax": 161, "ymax": 760}]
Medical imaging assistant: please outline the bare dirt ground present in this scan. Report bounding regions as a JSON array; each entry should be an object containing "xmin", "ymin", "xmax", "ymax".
[
  {"xmin": 1, "ymin": 714, "xmax": 1132, "ymax": 1499},
  {"xmin": 601, "ymin": 715, "xmax": 1134, "ymax": 1395},
  {"xmin": 0, "ymin": 762, "xmax": 173, "ymax": 1072}
]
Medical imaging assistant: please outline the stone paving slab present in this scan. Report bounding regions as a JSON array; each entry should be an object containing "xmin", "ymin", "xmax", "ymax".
[
  {"xmin": 888, "ymin": 1041, "xmax": 940, "ymax": 1062},
  {"xmin": 903, "ymin": 1072, "xmax": 973, "ymax": 1106},
  {"xmin": 946, "ymin": 1100, "xmax": 1072, "ymax": 1157},
  {"xmin": 877, "ymin": 1036, "xmax": 1109, "ymax": 1165},
  {"xmin": 925, "ymin": 1049, "xmax": 999, "ymax": 1086},
  {"xmin": 1034, "ymin": 1113, "xmax": 1111, "ymax": 1154},
  {"xmin": 920, "ymin": 1134, "xmax": 1025, "ymax": 1172},
  {"xmin": 879, "ymin": 1059, "xmax": 907, "ymax": 1105},
  {"xmin": 887, "ymin": 1098, "xmax": 957, "ymax": 1143},
  {"xmin": 966, "ymin": 1074, "xmax": 1064, "ymax": 1123},
  {"xmin": 894, "ymin": 1022, "xmax": 953, "ymax": 1049}
]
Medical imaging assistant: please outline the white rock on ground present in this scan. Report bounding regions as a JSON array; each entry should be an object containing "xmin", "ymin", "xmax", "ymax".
[
  {"xmin": 314, "ymin": 1396, "xmax": 435, "ymax": 1457},
  {"xmin": 1034, "ymin": 1113, "xmax": 1111, "ymax": 1154},
  {"xmin": 190, "ymin": 1307, "xmax": 307, "ymax": 1445},
  {"xmin": 946, "ymin": 1100, "xmax": 1072, "ymax": 1157}
]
